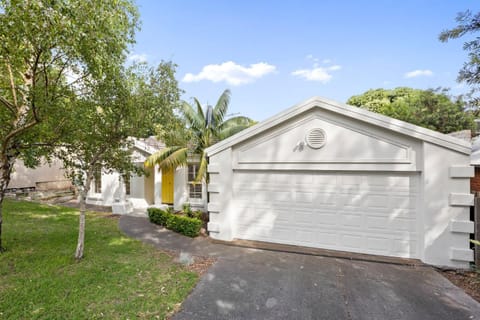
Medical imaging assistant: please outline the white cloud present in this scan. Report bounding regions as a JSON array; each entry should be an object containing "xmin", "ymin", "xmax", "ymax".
[
  {"xmin": 182, "ymin": 61, "xmax": 276, "ymax": 86},
  {"xmin": 127, "ymin": 53, "xmax": 148, "ymax": 63},
  {"xmin": 404, "ymin": 69, "xmax": 433, "ymax": 78},
  {"xmin": 291, "ymin": 65, "xmax": 342, "ymax": 83}
]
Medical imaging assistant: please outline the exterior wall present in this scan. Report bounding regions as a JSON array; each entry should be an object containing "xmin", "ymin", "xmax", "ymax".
[
  {"xmin": 207, "ymin": 148, "xmax": 234, "ymax": 240},
  {"xmin": 86, "ymin": 171, "xmax": 120, "ymax": 206},
  {"xmin": 172, "ymin": 166, "xmax": 207, "ymax": 211},
  {"xmin": 422, "ymin": 143, "xmax": 474, "ymax": 268},
  {"xmin": 231, "ymin": 109, "xmax": 421, "ymax": 172},
  {"xmin": 471, "ymin": 167, "xmax": 480, "ymax": 194},
  {"xmin": 154, "ymin": 165, "xmax": 162, "ymax": 205},
  {"xmin": 174, "ymin": 167, "xmax": 188, "ymax": 211},
  {"xmin": 144, "ymin": 166, "xmax": 155, "ymax": 205},
  {"xmin": 130, "ymin": 170, "xmax": 144, "ymax": 199},
  {"xmin": 8, "ymin": 158, "xmax": 71, "ymax": 190}
]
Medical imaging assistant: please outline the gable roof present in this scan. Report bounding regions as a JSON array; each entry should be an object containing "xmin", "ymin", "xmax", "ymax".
[{"xmin": 205, "ymin": 96, "xmax": 472, "ymax": 156}]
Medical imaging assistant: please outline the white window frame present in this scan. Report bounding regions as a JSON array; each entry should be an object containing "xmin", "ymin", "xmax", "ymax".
[{"xmin": 187, "ymin": 164, "xmax": 203, "ymax": 200}]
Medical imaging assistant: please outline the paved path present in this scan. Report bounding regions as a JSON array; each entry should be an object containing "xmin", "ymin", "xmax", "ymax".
[{"xmin": 120, "ymin": 215, "xmax": 480, "ymax": 320}]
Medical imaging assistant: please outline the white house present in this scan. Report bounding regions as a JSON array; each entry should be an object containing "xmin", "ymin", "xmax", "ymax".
[
  {"xmin": 86, "ymin": 137, "xmax": 207, "ymax": 213},
  {"xmin": 205, "ymin": 96, "xmax": 474, "ymax": 268}
]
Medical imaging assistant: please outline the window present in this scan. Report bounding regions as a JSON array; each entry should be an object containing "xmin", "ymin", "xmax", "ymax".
[
  {"xmin": 123, "ymin": 174, "xmax": 130, "ymax": 195},
  {"xmin": 94, "ymin": 167, "xmax": 102, "ymax": 193},
  {"xmin": 188, "ymin": 164, "xmax": 202, "ymax": 199}
]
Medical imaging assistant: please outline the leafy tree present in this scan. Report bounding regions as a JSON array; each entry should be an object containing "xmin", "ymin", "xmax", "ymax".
[
  {"xmin": 129, "ymin": 61, "xmax": 183, "ymax": 137},
  {"xmin": 0, "ymin": 0, "xmax": 139, "ymax": 252},
  {"xmin": 347, "ymin": 87, "xmax": 475, "ymax": 134},
  {"xmin": 146, "ymin": 89, "xmax": 255, "ymax": 182},
  {"xmin": 57, "ymin": 62, "xmax": 180, "ymax": 259},
  {"xmin": 440, "ymin": 10, "xmax": 480, "ymax": 108}
]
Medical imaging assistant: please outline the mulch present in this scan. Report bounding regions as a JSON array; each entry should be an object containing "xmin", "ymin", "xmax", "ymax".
[
  {"xmin": 441, "ymin": 270, "xmax": 480, "ymax": 303},
  {"xmin": 184, "ymin": 255, "xmax": 217, "ymax": 276}
]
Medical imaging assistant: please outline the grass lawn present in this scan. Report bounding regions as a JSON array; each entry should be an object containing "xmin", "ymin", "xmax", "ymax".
[{"xmin": 0, "ymin": 200, "xmax": 198, "ymax": 319}]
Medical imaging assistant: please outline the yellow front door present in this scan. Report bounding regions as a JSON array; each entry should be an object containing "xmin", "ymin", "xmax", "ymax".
[{"xmin": 161, "ymin": 167, "xmax": 174, "ymax": 204}]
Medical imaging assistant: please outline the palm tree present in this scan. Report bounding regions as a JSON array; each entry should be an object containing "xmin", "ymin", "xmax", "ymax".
[{"xmin": 145, "ymin": 89, "xmax": 254, "ymax": 182}]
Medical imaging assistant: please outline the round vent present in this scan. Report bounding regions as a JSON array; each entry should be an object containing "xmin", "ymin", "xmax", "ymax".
[{"xmin": 305, "ymin": 128, "xmax": 326, "ymax": 149}]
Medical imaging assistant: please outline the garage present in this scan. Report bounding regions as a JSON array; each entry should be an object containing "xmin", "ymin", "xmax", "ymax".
[
  {"xmin": 205, "ymin": 97, "xmax": 473, "ymax": 268},
  {"xmin": 233, "ymin": 171, "xmax": 419, "ymax": 258}
]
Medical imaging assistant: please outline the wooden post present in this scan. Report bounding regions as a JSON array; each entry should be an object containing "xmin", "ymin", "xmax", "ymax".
[{"xmin": 475, "ymin": 197, "xmax": 480, "ymax": 267}]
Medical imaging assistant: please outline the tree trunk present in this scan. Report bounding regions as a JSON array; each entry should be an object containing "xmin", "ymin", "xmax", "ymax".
[
  {"xmin": 0, "ymin": 152, "xmax": 15, "ymax": 253},
  {"xmin": 75, "ymin": 175, "xmax": 91, "ymax": 260}
]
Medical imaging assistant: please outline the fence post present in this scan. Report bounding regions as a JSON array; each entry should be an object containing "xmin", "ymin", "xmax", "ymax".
[{"xmin": 475, "ymin": 197, "xmax": 480, "ymax": 267}]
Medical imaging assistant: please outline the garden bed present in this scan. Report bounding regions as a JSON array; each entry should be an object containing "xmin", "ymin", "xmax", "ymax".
[{"xmin": 441, "ymin": 269, "xmax": 480, "ymax": 303}]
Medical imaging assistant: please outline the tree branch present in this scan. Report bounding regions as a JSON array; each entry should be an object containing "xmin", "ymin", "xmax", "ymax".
[
  {"xmin": 1, "ymin": 119, "xmax": 39, "ymax": 156},
  {"xmin": 0, "ymin": 96, "xmax": 16, "ymax": 115},
  {"xmin": 6, "ymin": 62, "xmax": 17, "ymax": 107}
]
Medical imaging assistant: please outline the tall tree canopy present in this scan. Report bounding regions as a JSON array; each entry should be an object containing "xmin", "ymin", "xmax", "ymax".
[
  {"xmin": 0, "ymin": 0, "xmax": 139, "ymax": 252},
  {"xmin": 440, "ymin": 10, "xmax": 480, "ymax": 108},
  {"xmin": 146, "ymin": 89, "xmax": 255, "ymax": 182},
  {"xmin": 347, "ymin": 87, "xmax": 475, "ymax": 134}
]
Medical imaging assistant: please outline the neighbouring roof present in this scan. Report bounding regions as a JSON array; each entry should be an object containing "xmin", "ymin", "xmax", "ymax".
[
  {"xmin": 132, "ymin": 136, "xmax": 165, "ymax": 155},
  {"xmin": 205, "ymin": 96, "xmax": 472, "ymax": 157}
]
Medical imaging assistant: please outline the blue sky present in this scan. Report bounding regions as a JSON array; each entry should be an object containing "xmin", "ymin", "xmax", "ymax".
[{"xmin": 130, "ymin": 0, "xmax": 480, "ymax": 121}]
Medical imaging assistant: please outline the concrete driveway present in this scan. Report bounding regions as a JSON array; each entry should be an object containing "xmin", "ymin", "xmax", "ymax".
[{"xmin": 120, "ymin": 215, "xmax": 480, "ymax": 320}]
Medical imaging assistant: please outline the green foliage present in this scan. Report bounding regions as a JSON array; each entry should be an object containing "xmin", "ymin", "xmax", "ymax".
[
  {"xmin": 182, "ymin": 203, "xmax": 192, "ymax": 216},
  {"xmin": 148, "ymin": 207, "xmax": 202, "ymax": 237},
  {"xmin": 347, "ymin": 87, "xmax": 475, "ymax": 133},
  {"xmin": 166, "ymin": 214, "xmax": 202, "ymax": 238},
  {"xmin": 128, "ymin": 61, "xmax": 182, "ymax": 137},
  {"xmin": 0, "ymin": 200, "xmax": 198, "ymax": 319},
  {"xmin": 440, "ymin": 10, "xmax": 480, "ymax": 109},
  {"xmin": 471, "ymin": 239, "xmax": 480, "ymax": 246},
  {"xmin": 147, "ymin": 207, "xmax": 170, "ymax": 226},
  {"xmin": 0, "ymin": 0, "xmax": 139, "ymax": 165},
  {"xmin": 181, "ymin": 203, "xmax": 203, "ymax": 220},
  {"xmin": 0, "ymin": 0, "xmax": 140, "ymax": 252},
  {"xmin": 192, "ymin": 210, "xmax": 204, "ymax": 221},
  {"xmin": 146, "ymin": 89, "xmax": 256, "ymax": 182}
]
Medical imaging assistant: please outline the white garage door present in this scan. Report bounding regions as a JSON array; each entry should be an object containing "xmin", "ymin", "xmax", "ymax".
[{"xmin": 233, "ymin": 171, "xmax": 420, "ymax": 259}]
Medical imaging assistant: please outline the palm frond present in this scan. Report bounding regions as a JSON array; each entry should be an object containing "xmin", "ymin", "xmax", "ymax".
[
  {"xmin": 145, "ymin": 146, "xmax": 188, "ymax": 170},
  {"xmin": 217, "ymin": 125, "xmax": 250, "ymax": 140},
  {"xmin": 195, "ymin": 151, "xmax": 208, "ymax": 183},
  {"xmin": 193, "ymin": 97, "xmax": 205, "ymax": 122},
  {"xmin": 217, "ymin": 116, "xmax": 256, "ymax": 140},
  {"xmin": 159, "ymin": 147, "xmax": 189, "ymax": 170},
  {"xmin": 180, "ymin": 101, "xmax": 203, "ymax": 131},
  {"xmin": 213, "ymin": 89, "xmax": 231, "ymax": 127},
  {"xmin": 219, "ymin": 116, "xmax": 255, "ymax": 130}
]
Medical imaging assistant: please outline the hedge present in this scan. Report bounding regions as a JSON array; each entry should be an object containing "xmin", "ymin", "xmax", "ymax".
[
  {"xmin": 147, "ymin": 208, "xmax": 169, "ymax": 226},
  {"xmin": 166, "ymin": 214, "xmax": 202, "ymax": 237},
  {"xmin": 147, "ymin": 207, "xmax": 202, "ymax": 237}
]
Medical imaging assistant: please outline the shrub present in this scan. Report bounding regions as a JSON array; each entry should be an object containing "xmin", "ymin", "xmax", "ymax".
[
  {"xmin": 147, "ymin": 208, "xmax": 169, "ymax": 226},
  {"xmin": 147, "ymin": 207, "xmax": 202, "ymax": 237},
  {"xmin": 166, "ymin": 214, "xmax": 202, "ymax": 237},
  {"xmin": 182, "ymin": 202, "xmax": 193, "ymax": 217},
  {"xmin": 192, "ymin": 210, "xmax": 203, "ymax": 221}
]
